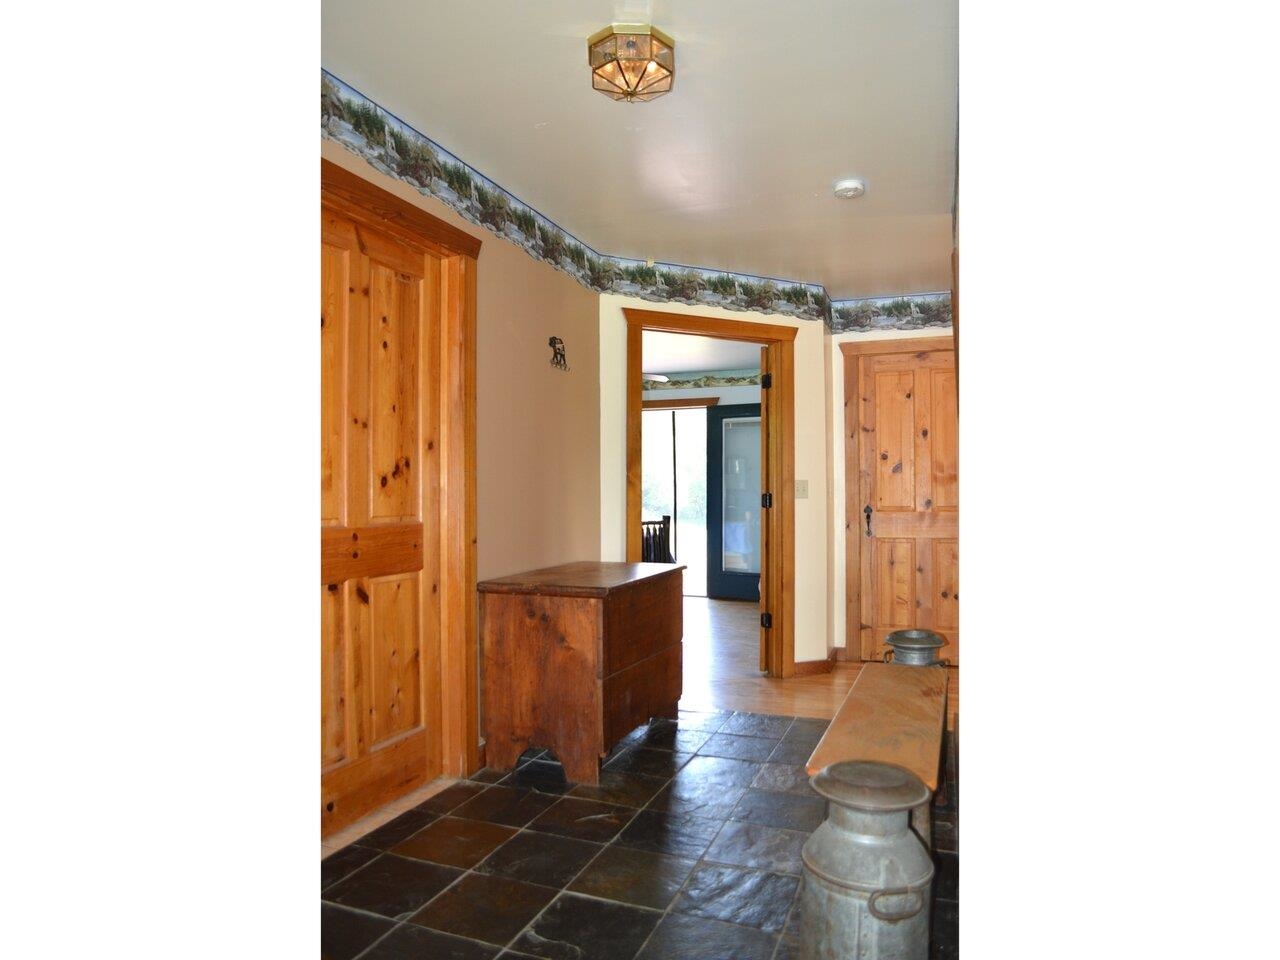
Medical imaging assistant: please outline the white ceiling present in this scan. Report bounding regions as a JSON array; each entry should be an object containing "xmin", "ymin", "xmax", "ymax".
[
  {"xmin": 321, "ymin": 1, "xmax": 957, "ymax": 300},
  {"xmin": 643, "ymin": 330, "xmax": 761, "ymax": 375}
]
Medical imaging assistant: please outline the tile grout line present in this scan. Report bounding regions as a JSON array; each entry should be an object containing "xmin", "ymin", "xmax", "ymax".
[
  {"xmin": 331, "ymin": 711, "xmax": 833, "ymax": 959},
  {"xmin": 330, "ymin": 777, "xmax": 503, "ymax": 865},
  {"xmin": 496, "ymin": 716, "xmax": 701, "ymax": 957},
  {"xmin": 341, "ymin": 769, "xmax": 619, "ymax": 959},
  {"xmin": 348, "ymin": 735, "xmax": 694, "ymax": 957},
  {"xmin": 340, "ymin": 781, "xmax": 514, "ymax": 959},
  {"xmin": 490, "ymin": 756, "xmax": 681, "ymax": 956},
  {"xmin": 323, "ymin": 775, "xmax": 467, "ymax": 855},
  {"xmin": 628, "ymin": 713, "xmax": 806, "ymax": 959},
  {"xmin": 767, "ymin": 875, "xmax": 806, "ymax": 960},
  {"xmin": 487, "ymin": 710, "xmax": 732, "ymax": 957},
  {"xmin": 347, "ymin": 918, "xmax": 407, "ymax": 960}
]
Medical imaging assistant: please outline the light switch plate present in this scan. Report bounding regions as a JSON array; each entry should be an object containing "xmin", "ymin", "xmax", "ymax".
[{"xmin": 795, "ymin": 479, "xmax": 809, "ymax": 499}]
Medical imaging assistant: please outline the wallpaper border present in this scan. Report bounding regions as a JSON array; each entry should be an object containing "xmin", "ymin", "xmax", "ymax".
[{"xmin": 322, "ymin": 70, "xmax": 951, "ymax": 334}]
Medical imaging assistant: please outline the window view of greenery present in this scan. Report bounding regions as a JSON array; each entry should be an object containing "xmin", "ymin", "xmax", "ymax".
[{"xmin": 641, "ymin": 408, "xmax": 708, "ymax": 595}]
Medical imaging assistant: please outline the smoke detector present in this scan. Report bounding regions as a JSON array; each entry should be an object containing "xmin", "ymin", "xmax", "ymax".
[{"xmin": 833, "ymin": 178, "xmax": 866, "ymax": 199}]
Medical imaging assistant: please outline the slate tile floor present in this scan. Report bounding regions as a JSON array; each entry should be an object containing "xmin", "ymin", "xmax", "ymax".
[{"xmin": 322, "ymin": 711, "xmax": 960, "ymax": 960}]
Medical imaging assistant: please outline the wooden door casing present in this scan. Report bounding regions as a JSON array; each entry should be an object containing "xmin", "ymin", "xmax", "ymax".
[
  {"xmin": 623, "ymin": 309, "xmax": 797, "ymax": 677},
  {"xmin": 757, "ymin": 345, "xmax": 772, "ymax": 672},
  {"xmin": 843, "ymin": 340, "xmax": 958, "ymax": 664}
]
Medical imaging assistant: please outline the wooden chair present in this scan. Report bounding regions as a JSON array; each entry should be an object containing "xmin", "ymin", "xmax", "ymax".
[{"xmin": 641, "ymin": 515, "xmax": 675, "ymax": 563}]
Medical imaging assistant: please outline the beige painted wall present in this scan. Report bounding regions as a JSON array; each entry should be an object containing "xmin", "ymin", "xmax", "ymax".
[
  {"xmin": 827, "ymin": 328, "xmax": 955, "ymax": 651},
  {"xmin": 599, "ymin": 294, "xmax": 831, "ymax": 664},
  {"xmin": 322, "ymin": 142, "xmax": 601, "ymax": 581}
]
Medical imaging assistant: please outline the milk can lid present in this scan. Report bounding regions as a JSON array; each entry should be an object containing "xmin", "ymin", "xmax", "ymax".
[
  {"xmin": 811, "ymin": 760, "xmax": 930, "ymax": 811},
  {"xmin": 886, "ymin": 629, "xmax": 944, "ymax": 650}
]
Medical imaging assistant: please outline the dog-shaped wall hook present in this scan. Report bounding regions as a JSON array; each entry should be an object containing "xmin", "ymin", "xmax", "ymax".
[{"xmin": 548, "ymin": 336, "xmax": 569, "ymax": 371}]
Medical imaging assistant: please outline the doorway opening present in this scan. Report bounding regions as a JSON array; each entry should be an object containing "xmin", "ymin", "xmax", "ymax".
[
  {"xmin": 626, "ymin": 307, "xmax": 798, "ymax": 678},
  {"xmin": 640, "ymin": 330, "xmax": 763, "ymax": 598}
]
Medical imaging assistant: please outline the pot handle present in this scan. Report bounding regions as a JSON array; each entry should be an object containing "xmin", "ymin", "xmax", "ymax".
[
  {"xmin": 882, "ymin": 650, "xmax": 894, "ymax": 663},
  {"xmin": 867, "ymin": 886, "xmax": 925, "ymax": 922}
]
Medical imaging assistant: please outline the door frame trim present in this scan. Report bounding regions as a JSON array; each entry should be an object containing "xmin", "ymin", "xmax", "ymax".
[
  {"xmin": 623, "ymin": 307, "xmax": 797, "ymax": 677},
  {"xmin": 322, "ymin": 157, "xmax": 481, "ymax": 778},
  {"xmin": 839, "ymin": 335, "xmax": 954, "ymax": 659},
  {"xmin": 642, "ymin": 397, "xmax": 720, "ymax": 410},
  {"xmin": 838, "ymin": 336, "xmax": 954, "ymax": 358}
]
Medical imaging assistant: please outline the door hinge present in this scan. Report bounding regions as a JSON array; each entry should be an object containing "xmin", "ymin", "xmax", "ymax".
[
  {"xmin": 761, "ymin": 372, "xmax": 773, "ymax": 389},
  {"xmin": 761, "ymin": 492, "xmax": 773, "ymax": 509},
  {"xmin": 761, "ymin": 612, "xmax": 773, "ymax": 629}
]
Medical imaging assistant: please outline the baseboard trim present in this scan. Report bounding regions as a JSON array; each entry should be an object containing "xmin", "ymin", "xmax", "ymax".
[{"xmin": 793, "ymin": 649, "xmax": 838, "ymax": 676}]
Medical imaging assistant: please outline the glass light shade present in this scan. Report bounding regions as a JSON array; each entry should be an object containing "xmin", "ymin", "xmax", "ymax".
[{"xmin": 588, "ymin": 24, "xmax": 674, "ymax": 102}]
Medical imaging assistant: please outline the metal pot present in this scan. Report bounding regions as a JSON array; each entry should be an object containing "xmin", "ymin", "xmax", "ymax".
[
  {"xmin": 799, "ymin": 761, "xmax": 934, "ymax": 959},
  {"xmin": 882, "ymin": 629, "xmax": 947, "ymax": 667}
]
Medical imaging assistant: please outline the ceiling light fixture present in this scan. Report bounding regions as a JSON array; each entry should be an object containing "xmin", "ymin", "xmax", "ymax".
[
  {"xmin": 588, "ymin": 24, "xmax": 675, "ymax": 102},
  {"xmin": 833, "ymin": 178, "xmax": 867, "ymax": 199}
]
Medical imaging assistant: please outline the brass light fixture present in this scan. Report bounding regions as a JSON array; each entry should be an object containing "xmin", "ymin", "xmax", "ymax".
[{"xmin": 588, "ymin": 24, "xmax": 674, "ymax": 102}]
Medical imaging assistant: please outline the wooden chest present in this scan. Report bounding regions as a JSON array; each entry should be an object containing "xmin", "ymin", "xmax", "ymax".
[{"xmin": 478, "ymin": 561, "xmax": 684, "ymax": 785}]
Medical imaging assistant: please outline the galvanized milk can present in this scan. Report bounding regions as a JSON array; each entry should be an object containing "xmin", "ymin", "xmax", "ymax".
[
  {"xmin": 799, "ymin": 760, "xmax": 934, "ymax": 960},
  {"xmin": 883, "ymin": 629, "xmax": 946, "ymax": 666}
]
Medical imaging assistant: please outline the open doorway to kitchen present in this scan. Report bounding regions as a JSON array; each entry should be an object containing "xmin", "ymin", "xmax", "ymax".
[
  {"xmin": 627, "ymin": 307, "xmax": 797, "ymax": 679},
  {"xmin": 640, "ymin": 329, "xmax": 763, "ymax": 599}
]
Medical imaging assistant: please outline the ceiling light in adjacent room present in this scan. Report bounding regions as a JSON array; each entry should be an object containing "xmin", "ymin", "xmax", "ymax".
[
  {"xmin": 833, "ymin": 178, "xmax": 867, "ymax": 199},
  {"xmin": 589, "ymin": 24, "xmax": 675, "ymax": 102}
]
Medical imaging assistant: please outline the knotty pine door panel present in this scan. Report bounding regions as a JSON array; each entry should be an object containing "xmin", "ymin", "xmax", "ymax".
[
  {"xmin": 856, "ymin": 349, "xmax": 959, "ymax": 663},
  {"xmin": 321, "ymin": 208, "xmax": 443, "ymax": 835}
]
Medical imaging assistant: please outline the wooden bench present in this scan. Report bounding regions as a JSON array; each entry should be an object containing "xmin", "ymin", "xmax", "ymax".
[{"xmin": 806, "ymin": 662, "xmax": 948, "ymax": 847}]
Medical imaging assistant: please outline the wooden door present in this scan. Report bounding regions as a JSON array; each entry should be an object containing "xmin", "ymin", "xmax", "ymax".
[
  {"xmin": 851, "ymin": 345, "xmax": 958, "ymax": 663},
  {"xmin": 321, "ymin": 205, "xmax": 443, "ymax": 834}
]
